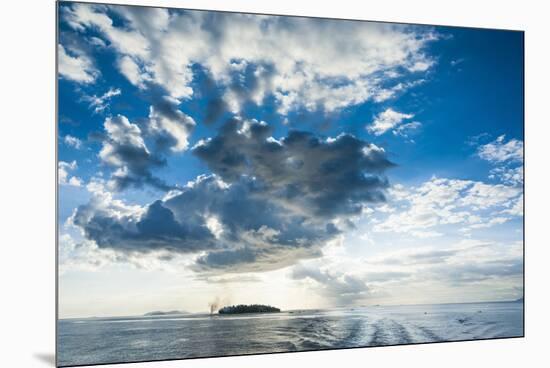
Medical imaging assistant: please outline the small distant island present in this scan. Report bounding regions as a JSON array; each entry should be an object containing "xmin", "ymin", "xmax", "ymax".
[
  {"xmin": 218, "ymin": 304, "xmax": 281, "ymax": 314},
  {"xmin": 144, "ymin": 310, "xmax": 187, "ymax": 316}
]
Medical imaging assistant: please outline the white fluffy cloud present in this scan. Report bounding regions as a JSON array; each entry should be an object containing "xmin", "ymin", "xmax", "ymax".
[
  {"xmin": 58, "ymin": 160, "xmax": 83, "ymax": 187},
  {"xmin": 476, "ymin": 135, "xmax": 523, "ymax": 185},
  {"xmin": 460, "ymin": 181, "xmax": 521, "ymax": 209},
  {"xmin": 477, "ymin": 135, "xmax": 523, "ymax": 163},
  {"xmin": 393, "ymin": 121, "xmax": 422, "ymax": 138},
  {"xmin": 489, "ymin": 165, "xmax": 523, "ymax": 186},
  {"xmin": 59, "ymin": 230, "xmax": 191, "ymax": 274},
  {"xmin": 62, "ymin": 4, "xmax": 150, "ymax": 58},
  {"xmin": 83, "ymin": 87, "xmax": 121, "ymax": 114},
  {"xmin": 62, "ymin": 3, "xmax": 437, "ymax": 114},
  {"xmin": 117, "ymin": 55, "xmax": 149, "ymax": 89},
  {"xmin": 373, "ymin": 177, "xmax": 522, "ymax": 235},
  {"xmin": 58, "ymin": 44, "xmax": 98, "ymax": 84},
  {"xmin": 63, "ymin": 135, "xmax": 83, "ymax": 149},
  {"xmin": 58, "ymin": 233, "xmax": 118, "ymax": 273},
  {"xmin": 367, "ymin": 108, "xmax": 419, "ymax": 136},
  {"xmin": 501, "ymin": 195, "xmax": 523, "ymax": 217}
]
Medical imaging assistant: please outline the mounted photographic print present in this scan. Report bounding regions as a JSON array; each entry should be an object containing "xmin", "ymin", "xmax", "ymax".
[{"xmin": 56, "ymin": 1, "xmax": 524, "ymax": 366}]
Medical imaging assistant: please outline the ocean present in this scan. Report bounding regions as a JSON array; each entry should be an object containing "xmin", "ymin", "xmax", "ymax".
[{"xmin": 57, "ymin": 301, "xmax": 523, "ymax": 366}]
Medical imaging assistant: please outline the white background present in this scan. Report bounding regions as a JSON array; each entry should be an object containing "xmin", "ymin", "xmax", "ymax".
[{"xmin": 0, "ymin": 0, "xmax": 547, "ymax": 367}]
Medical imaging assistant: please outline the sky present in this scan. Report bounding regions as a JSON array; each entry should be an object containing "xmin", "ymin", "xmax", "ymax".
[{"xmin": 57, "ymin": 1, "xmax": 524, "ymax": 318}]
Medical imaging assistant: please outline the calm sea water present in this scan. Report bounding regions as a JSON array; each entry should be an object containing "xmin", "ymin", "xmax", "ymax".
[{"xmin": 58, "ymin": 301, "xmax": 523, "ymax": 366}]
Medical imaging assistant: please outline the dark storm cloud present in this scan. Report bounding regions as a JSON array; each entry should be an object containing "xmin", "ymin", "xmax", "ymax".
[
  {"xmin": 135, "ymin": 200, "xmax": 215, "ymax": 251},
  {"xmin": 99, "ymin": 115, "xmax": 172, "ymax": 191},
  {"xmin": 147, "ymin": 96, "xmax": 195, "ymax": 151},
  {"xmin": 75, "ymin": 119, "xmax": 393, "ymax": 272},
  {"xmin": 196, "ymin": 72, "xmax": 229, "ymax": 125},
  {"xmin": 110, "ymin": 170, "xmax": 172, "ymax": 192},
  {"xmin": 73, "ymin": 175, "xmax": 329, "ymax": 268},
  {"xmin": 189, "ymin": 63, "xmax": 276, "ymax": 125},
  {"xmin": 226, "ymin": 63, "xmax": 277, "ymax": 112},
  {"xmin": 195, "ymin": 247, "xmax": 257, "ymax": 268},
  {"xmin": 194, "ymin": 246, "xmax": 323, "ymax": 273},
  {"xmin": 204, "ymin": 96, "xmax": 228, "ymax": 125},
  {"xmin": 193, "ymin": 118, "xmax": 394, "ymax": 218},
  {"xmin": 97, "ymin": 83, "xmax": 196, "ymax": 191},
  {"xmin": 73, "ymin": 194, "xmax": 217, "ymax": 253}
]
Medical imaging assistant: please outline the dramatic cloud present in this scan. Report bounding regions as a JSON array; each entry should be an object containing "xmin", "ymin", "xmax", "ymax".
[
  {"xmin": 62, "ymin": 3, "xmax": 437, "ymax": 115},
  {"xmin": 73, "ymin": 120, "xmax": 393, "ymax": 272},
  {"xmin": 73, "ymin": 175, "xmax": 326, "ymax": 273},
  {"xmin": 146, "ymin": 95, "xmax": 196, "ymax": 152},
  {"xmin": 92, "ymin": 90, "xmax": 197, "ymax": 190},
  {"xmin": 58, "ymin": 44, "xmax": 98, "ymax": 84},
  {"xmin": 58, "ymin": 160, "xmax": 82, "ymax": 187},
  {"xmin": 99, "ymin": 115, "xmax": 169, "ymax": 191},
  {"xmin": 367, "ymin": 108, "xmax": 419, "ymax": 136},
  {"xmin": 194, "ymin": 119, "xmax": 393, "ymax": 218}
]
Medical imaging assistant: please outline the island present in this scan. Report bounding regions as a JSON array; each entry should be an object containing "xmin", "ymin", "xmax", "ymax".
[
  {"xmin": 217, "ymin": 304, "xmax": 281, "ymax": 314},
  {"xmin": 143, "ymin": 310, "xmax": 187, "ymax": 316}
]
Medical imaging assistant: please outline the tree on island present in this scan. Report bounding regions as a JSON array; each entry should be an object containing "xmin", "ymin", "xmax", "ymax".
[{"xmin": 218, "ymin": 304, "xmax": 281, "ymax": 314}]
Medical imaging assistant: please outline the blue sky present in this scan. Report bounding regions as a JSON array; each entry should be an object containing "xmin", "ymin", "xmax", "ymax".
[{"xmin": 57, "ymin": 2, "xmax": 523, "ymax": 317}]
